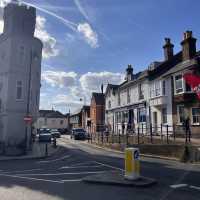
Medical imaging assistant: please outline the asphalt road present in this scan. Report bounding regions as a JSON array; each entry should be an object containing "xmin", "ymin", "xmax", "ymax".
[{"xmin": 0, "ymin": 136, "xmax": 199, "ymax": 200}]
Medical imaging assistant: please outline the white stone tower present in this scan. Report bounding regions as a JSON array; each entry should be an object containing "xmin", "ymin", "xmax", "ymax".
[{"xmin": 0, "ymin": 2, "xmax": 43, "ymax": 155}]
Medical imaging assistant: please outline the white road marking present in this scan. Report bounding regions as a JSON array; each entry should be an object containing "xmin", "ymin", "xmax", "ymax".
[
  {"xmin": 15, "ymin": 171, "xmax": 109, "ymax": 176},
  {"xmin": 189, "ymin": 185, "xmax": 200, "ymax": 191},
  {"xmin": 70, "ymin": 161, "xmax": 95, "ymax": 167},
  {"xmin": 0, "ymin": 173, "xmax": 63, "ymax": 184},
  {"xmin": 170, "ymin": 184, "xmax": 188, "ymax": 189},
  {"xmin": 94, "ymin": 161, "xmax": 123, "ymax": 171},
  {"xmin": 37, "ymin": 155, "xmax": 71, "ymax": 163},
  {"xmin": 62, "ymin": 179, "xmax": 82, "ymax": 182},
  {"xmin": 60, "ymin": 165, "xmax": 102, "ymax": 169},
  {"xmin": 2, "ymin": 168, "xmax": 43, "ymax": 174}
]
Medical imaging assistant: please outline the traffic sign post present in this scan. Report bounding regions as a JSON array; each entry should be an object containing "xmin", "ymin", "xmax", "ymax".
[
  {"xmin": 125, "ymin": 147, "xmax": 140, "ymax": 180},
  {"xmin": 24, "ymin": 116, "xmax": 32, "ymax": 124}
]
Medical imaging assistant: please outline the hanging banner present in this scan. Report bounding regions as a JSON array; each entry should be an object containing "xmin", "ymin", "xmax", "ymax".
[{"xmin": 183, "ymin": 73, "xmax": 200, "ymax": 99}]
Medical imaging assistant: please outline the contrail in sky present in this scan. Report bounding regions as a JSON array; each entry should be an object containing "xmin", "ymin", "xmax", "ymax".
[
  {"xmin": 19, "ymin": 1, "xmax": 78, "ymax": 32},
  {"xmin": 73, "ymin": 0, "xmax": 90, "ymax": 21}
]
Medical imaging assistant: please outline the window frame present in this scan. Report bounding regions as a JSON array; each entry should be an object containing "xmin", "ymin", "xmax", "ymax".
[
  {"xmin": 127, "ymin": 88, "xmax": 130, "ymax": 104},
  {"xmin": 191, "ymin": 107, "xmax": 200, "ymax": 125},
  {"xmin": 162, "ymin": 107, "xmax": 167, "ymax": 124},
  {"xmin": 138, "ymin": 83, "xmax": 144, "ymax": 100},
  {"xmin": 177, "ymin": 105, "xmax": 185, "ymax": 124},
  {"xmin": 137, "ymin": 108, "xmax": 146, "ymax": 123},
  {"xmin": 174, "ymin": 74, "xmax": 184, "ymax": 94},
  {"xmin": 16, "ymin": 80, "xmax": 23, "ymax": 101}
]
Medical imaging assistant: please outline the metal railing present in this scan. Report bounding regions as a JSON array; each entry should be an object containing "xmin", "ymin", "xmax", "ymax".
[{"xmin": 88, "ymin": 123, "xmax": 192, "ymax": 146}]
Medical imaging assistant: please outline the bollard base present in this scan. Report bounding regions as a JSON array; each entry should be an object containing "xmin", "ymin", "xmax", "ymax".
[{"xmin": 82, "ymin": 171, "xmax": 157, "ymax": 187}]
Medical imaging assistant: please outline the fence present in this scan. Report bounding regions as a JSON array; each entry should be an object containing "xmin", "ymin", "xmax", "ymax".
[{"xmin": 88, "ymin": 123, "xmax": 192, "ymax": 146}]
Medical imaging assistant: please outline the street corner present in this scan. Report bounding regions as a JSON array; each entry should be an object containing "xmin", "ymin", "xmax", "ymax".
[{"xmin": 82, "ymin": 171, "xmax": 157, "ymax": 187}]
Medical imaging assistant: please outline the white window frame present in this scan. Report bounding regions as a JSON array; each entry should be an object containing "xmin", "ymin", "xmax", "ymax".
[
  {"xmin": 174, "ymin": 74, "xmax": 184, "ymax": 95},
  {"xmin": 138, "ymin": 83, "xmax": 144, "ymax": 100},
  {"xmin": 162, "ymin": 80, "xmax": 166, "ymax": 96},
  {"xmin": 177, "ymin": 105, "xmax": 184, "ymax": 124},
  {"xmin": 16, "ymin": 80, "xmax": 23, "ymax": 101},
  {"xmin": 174, "ymin": 73, "xmax": 193, "ymax": 95},
  {"xmin": 191, "ymin": 107, "xmax": 200, "ymax": 125},
  {"xmin": 155, "ymin": 80, "xmax": 161, "ymax": 97},
  {"xmin": 127, "ymin": 88, "xmax": 130, "ymax": 104}
]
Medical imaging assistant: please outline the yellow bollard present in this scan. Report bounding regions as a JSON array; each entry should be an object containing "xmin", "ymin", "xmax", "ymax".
[{"xmin": 125, "ymin": 147, "xmax": 140, "ymax": 180}]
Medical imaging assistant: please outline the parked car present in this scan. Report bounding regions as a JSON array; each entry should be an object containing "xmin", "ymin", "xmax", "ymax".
[
  {"xmin": 58, "ymin": 128, "xmax": 69, "ymax": 135},
  {"xmin": 71, "ymin": 128, "xmax": 86, "ymax": 140},
  {"xmin": 51, "ymin": 129, "xmax": 61, "ymax": 138},
  {"xmin": 38, "ymin": 129, "xmax": 52, "ymax": 143}
]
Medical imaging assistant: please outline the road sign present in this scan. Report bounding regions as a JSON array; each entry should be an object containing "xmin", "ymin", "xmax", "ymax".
[
  {"xmin": 24, "ymin": 116, "xmax": 32, "ymax": 123},
  {"xmin": 125, "ymin": 148, "xmax": 140, "ymax": 180},
  {"xmin": 134, "ymin": 150, "xmax": 140, "ymax": 160}
]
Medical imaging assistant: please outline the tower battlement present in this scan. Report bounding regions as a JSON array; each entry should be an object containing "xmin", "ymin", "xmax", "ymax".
[{"xmin": 3, "ymin": 2, "xmax": 36, "ymax": 36}]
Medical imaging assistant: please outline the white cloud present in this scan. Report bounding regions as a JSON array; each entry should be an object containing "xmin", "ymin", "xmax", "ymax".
[
  {"xmin": 0, "ymin": 2, "xmax": 99, "ymax": 50},
  {"xmin": 77, "ymin": 23, "xmax": 99, "ymax": 48},
  {"xmin": 0, "ymin": 10, "xmax": 59, "ymax": 59},
  {"xmin": 35, "ymin": 16, "xmax": 59, "ymax": 59},
  {"xmin": 40, "ymin": 70, "xmax": 124, "ymax": 112},
  {"xmin": 0, "ymin": 19, "xmax": 3, "ymax": 33},
  {"xmin": 52, "ymin": 94, "xmax": 82, "ymax": 107},
  {"xmin": 0, "ymin": 0, "xmax": 11, "ymax": 8},
  {"xmin": 41, "ymin": 70, "xmax": 77, "ymax": 88},
  {"xmin": 80, "ymin": 71, "xmax": 124, "ymax": 92}
]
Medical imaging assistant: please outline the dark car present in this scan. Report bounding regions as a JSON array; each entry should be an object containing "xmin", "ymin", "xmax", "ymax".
[
  {"xmin": 58, "ymin": 128, "xmax": 69, "ymax": 135},
  {"xmin": 51, "ymin": 129, "xmax": 61, "ymax": 138},
  {"xmin": 71, "ymin": 128, "xmax": 86, "ymax": 140},
  {"xmin": 38, "ymin": 129, "xmax": 52, "ymax": 143}
]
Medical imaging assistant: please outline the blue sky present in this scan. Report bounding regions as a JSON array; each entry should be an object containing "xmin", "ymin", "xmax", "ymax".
[{"xmin": 2, "ymin": 0, "xmax": 200, "ymax": 113}]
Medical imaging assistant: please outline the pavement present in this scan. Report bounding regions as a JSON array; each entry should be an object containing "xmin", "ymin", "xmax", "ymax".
[
  {"xmin": 0, "ymin": 141, "xmax": 60, "ymax": 161},
  {"xmin": 0, "ymin": 136, "xmax": 199, "ymax": 199}
]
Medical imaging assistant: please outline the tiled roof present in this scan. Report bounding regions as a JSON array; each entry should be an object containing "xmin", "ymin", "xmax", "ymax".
[
  {"xmin": 162, "ymin": 52, "xmax": 200, "ymax": 77},
  {"xmin": 148, "ymin": 52, "xmax": 182, "ymax": 80},
  {"xmin": 92, "ymin": 92, "xmax": 105, "ymax": 105},
  {"xmin": 39, "ymin": 110, "xmax": 66, "ymax": 118}
]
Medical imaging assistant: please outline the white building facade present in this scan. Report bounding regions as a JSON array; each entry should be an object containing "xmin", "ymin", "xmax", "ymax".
[
  {"xmin": 105, "ymin": 65, "xmax": 150, "ymax": 134},
  {"xmin": 35, "ymin": 110, "xmax": 69, "ymax": 130},
  {"xmin": 0, "ymin": 3, "xmax": 42, "ymax": 154}
]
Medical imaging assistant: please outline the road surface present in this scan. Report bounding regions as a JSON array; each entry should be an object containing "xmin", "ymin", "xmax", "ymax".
[{"xmin": 0, "ymin": 136, "xmax": 199, "ymax": 200}]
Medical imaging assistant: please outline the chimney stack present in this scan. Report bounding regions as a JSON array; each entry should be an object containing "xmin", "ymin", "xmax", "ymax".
[
  {"xmin": 163, "ymin": 38, "xmax": 174, "ymax": 61},
  {"xmin": 126, "ymin": 64, "xmax": 133, "ymax": 81},
  {"xmin": 181, "ymin": 30, "xmax": 196, "ymax": 61}
]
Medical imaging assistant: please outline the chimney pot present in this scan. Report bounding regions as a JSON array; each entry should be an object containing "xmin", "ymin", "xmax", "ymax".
[
  {"xmin": 163, "ymin": 38, "xmax": 174, "ymax": 61},
  {"xmin": 181, "ymin": 30, "xmax": 196, "ymax": 61}
]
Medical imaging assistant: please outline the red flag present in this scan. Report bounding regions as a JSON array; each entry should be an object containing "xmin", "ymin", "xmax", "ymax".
[{"xmin": 183, "ymin": 73, "xmax": 200, "ymax": 99}]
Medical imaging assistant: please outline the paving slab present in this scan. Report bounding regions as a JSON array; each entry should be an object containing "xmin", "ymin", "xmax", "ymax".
[{"xmin": 82, "ymin": 171, "xmax": 157, "ymax": 187}]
